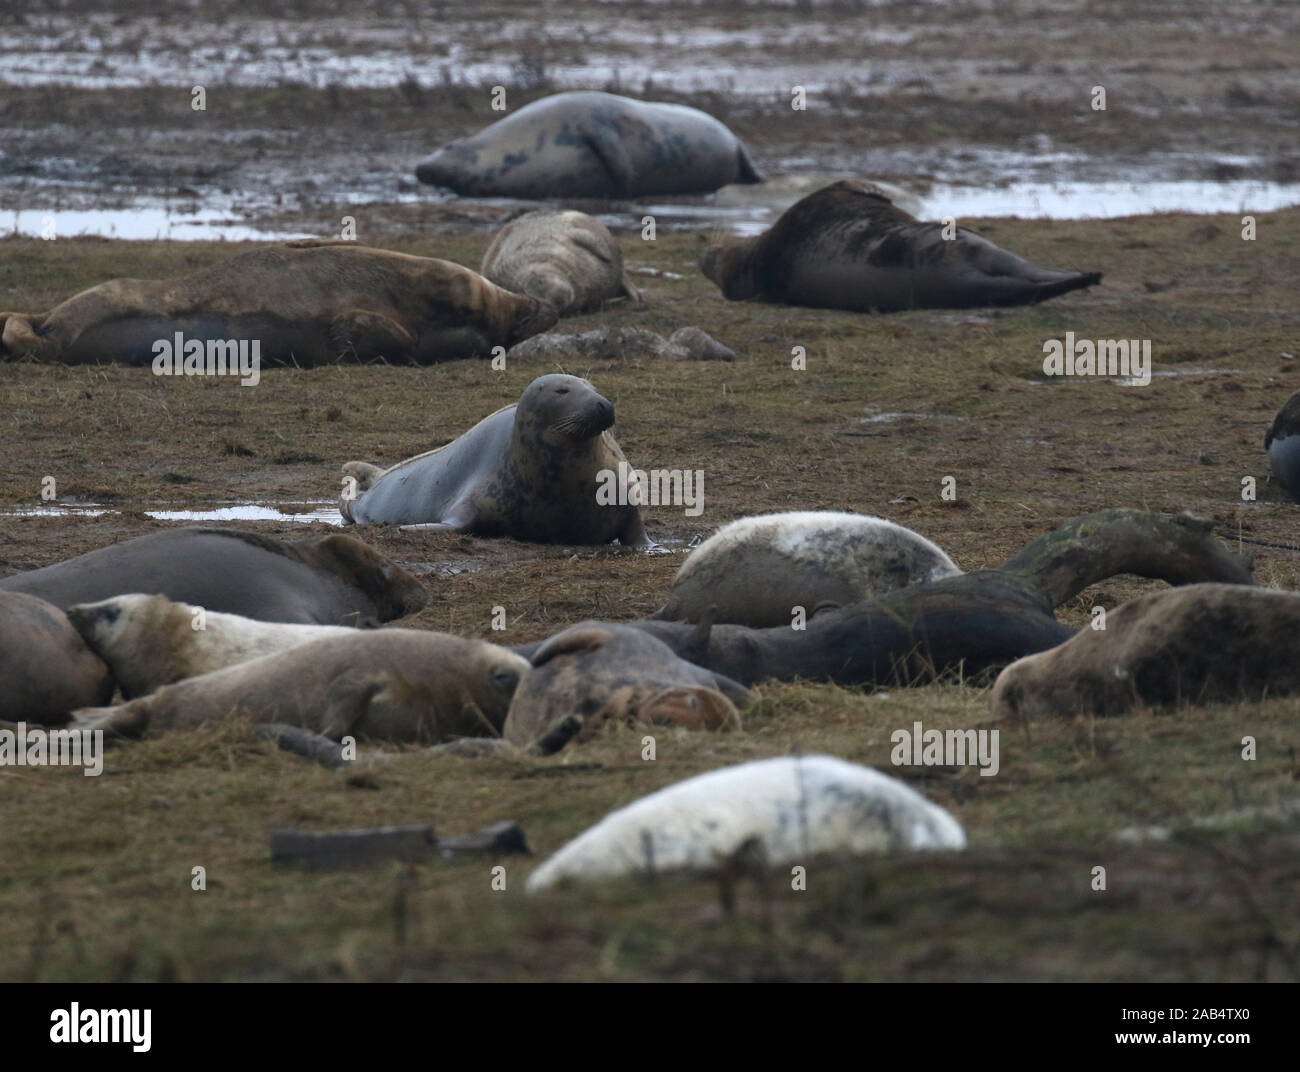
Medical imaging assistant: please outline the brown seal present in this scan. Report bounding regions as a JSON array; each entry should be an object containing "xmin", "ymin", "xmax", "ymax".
[
  {"xmin": 503, "ymin": 622, "xmax": 754, "ymax": 750},
  {"xmin": 508, "ymin": 325, "xmax": 735, "ymax": 363},
  {"xmin": 481, "ymin": 210, "xmax": 640, "ymax": 316},
  {"xmin": 0, "ymin": 241, "xmax": 556, "ymax": 366},
  {"xmin": 992, "ymin": 583, "xmax": 1300, "ymax": 720},
  {"xmin": 70, "ymin": 631, "xmax": 529, "ymax": 744},
  {"xmin": 66, "ymin": 594, "xmax": 362, "ymax": 699},
  {"xmin": 341, "ymin": 373, "xmax": 648, "ymax": 546},
  {"xmin": 0, "ymin": 592, "xmax": 114, "ymax": 724},
  {"xmin": 699, "ymin": 179, "xmax": 1102, "ymax": 312},
  {"xmin": 0, "ymin": 527, "xmax": 428, "ymax": 625}
]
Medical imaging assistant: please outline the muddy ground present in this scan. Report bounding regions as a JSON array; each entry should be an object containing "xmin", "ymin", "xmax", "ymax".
[
  {"xmin": 3, "ymin": 0, "xmax": 1300, "ymax": 236},
  {"xmin": 2, "ymin": 207, "xmax": 1300, "ymax": 982}
]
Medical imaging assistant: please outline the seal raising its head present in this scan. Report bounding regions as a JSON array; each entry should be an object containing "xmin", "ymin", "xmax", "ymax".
[
  {"xmin": 415, "ymin": 91, "xmax": 763, "ymax": 199},
  {"xmin": 341, "ymin": 374, "xmax": 648, "ymax": 546},
  {"xmin": 699, "ymin": 179, "xmax": 1102, "ymax": 313}
]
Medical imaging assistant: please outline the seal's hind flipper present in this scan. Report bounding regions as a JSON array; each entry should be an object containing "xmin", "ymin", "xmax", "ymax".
[{"xmin": 735, "ymin": 142, "xmax": 765, "ymax": 184}]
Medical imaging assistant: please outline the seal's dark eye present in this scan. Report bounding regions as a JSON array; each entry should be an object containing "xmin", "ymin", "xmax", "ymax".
[
  {"xmin": 491, "ymin": 667, "xmax": 521, "ymax": 691},
  {"xmin": 555, "ymin": 387, "xmax": 569, "ymax": 395}
]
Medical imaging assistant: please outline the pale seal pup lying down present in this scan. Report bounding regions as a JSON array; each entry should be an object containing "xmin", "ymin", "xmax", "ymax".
[
  {"xmin": 66, "ymin": 594, "xmax": 363, "ymax": 699},
  {"xmin": 0, "ymin": 242, "xmax": 556, "ymax": 366},
  {"xmin": 503, "ymin": 622, "xmax": 755, "ymax": 749},
  {"xmin": 0, "ymin": 592, "xmax": 114, "ymax": 723},
  {"xmin": 0, "ymin": 527, "xmax": 428, "ymax": 626},
  {"xmin": 653, "ymin": 511, "xmax": 962, "ymax": 627},
  {"xmin": 700, "ymin": 179, "xmax": 1102, "ymax": 312},
  {"xmin": 70, "ymin": 631, "xmax": 529, "ymax": 744},
  {"xmin": 415, "ymin": 91, "xmax": 764, "ymax": 198},
  {"xmin": 340, "ymin": 373, "xmax": 648, "ymax": 546},
  {"xmin": 1265, "ymin": 390, "xmax": 1300, "ymax": 499},
  {"xmin": 526, "ymin": 755, "xmax": 966, "ymax": 891},
  {"xmin": 991, "ymin": 583, "xmax": 1300, "ymax": 719},
  {"xmin": 481, "ymin": 210, "xmax": 640, "ymax": 316}
]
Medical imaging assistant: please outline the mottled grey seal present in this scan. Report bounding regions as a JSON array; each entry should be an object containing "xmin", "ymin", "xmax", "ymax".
[
  {"xmin": 70, "ymin": 631, "xmax": 530, "ymax": 744},
  {"xmin": 992, "ymin": 583, "xmax": 1300, "ymax": 720},
  {"xmin": 699, "ymin": 179, "xmax": 1103, "ymax": 312},
  {"xmin": 508, "ymin": 325, "xmax": 735, "ymax": 363},
  {"xmin": 415, "ymin": 91, "xmax": 764, "ymax": 198},
  {"xmin": 0, "ymin": 528, "xmax": 428, "ymax": 626},
  {"xmin": 340, "ymin": 373, "xmax": 648, "ymax": 546},
  {"xmin": 503, "ymin": 621, "xmax": 754, "ymax": 749},
  {"xmin": 1265, "ymin": 390, "xmax": 1300, "ymax": 498},
  {"xmin": 0, "ymin": 592, "xmax": 114, "ymax": 723},
  {"xmin": 653, "ymin": 511, "xmax": 962, "ymax": 627},
  {"xmin": 66, "ymin": 594, "xmax": 362, "ymax": 699},
  {"xmin": 525, "ymin": 755, "xmax": 965, "ymax": 891},
  {"xmin": 0, "ymin": 241, "xmax": 556, "ymax": 366},
  {"xmin": 481, "ymin": 210, "xmax": 640, "ymax": 316}
]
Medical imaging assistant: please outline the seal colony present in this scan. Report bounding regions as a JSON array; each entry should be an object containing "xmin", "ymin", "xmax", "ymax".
[
  {"xmin": 0, "ymin": 242, "xmax": 556, "ymax": 366},
  {"xmin": 415, "ymin": 91, "xmax": 764, "ymax": 198},
  {"xmin": 700, "ymin": 180, "xmax": 1103, "ymax": 312},
  {"xmin": 341, "ymin": 373, "xmax": 649, "ymax": 546}
]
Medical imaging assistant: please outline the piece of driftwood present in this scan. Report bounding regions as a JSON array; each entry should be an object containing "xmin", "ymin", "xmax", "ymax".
[
  {"xmin": 270, "ymin": 820, "xmax": 530, "ymax": 870},
  {"xmin": 255, "ymin": 723, "xmax": 349, "ymax": 768}
]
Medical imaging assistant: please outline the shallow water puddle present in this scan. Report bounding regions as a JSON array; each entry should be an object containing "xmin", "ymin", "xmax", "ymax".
[
  {"xmin": 3, "ymin": 502, "xmax": 345, "ymax": 525},
  {"xmin": 5, "ymin": 206, "xmax": 313, "ymax": 242}
]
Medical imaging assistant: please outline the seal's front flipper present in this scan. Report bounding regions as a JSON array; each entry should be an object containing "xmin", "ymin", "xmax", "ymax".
[
  {"xmin": 1, "ymin": 313, "xmax": 55, "ymax": 358},
  {"xmin": 582, "ymin": 126, "xmax": 635, "ymax": 194},
  {"xmin": 319, "ymin": 674, "xmax": 389, "ymax": 740},
  {"xmin": 330, "ymin": 311, "xmax": 417, "ymax": 363},
  {"xmin": 616, "ymin": 272, "xmax": 643, "ymax": 303}
]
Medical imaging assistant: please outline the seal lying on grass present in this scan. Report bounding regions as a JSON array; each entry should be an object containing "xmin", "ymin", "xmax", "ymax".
[
  {"xmin": 481, "ymin": 210, "xmax": 640, "ymax": 316},
  {"xmin": 66, "ymin": 593, "xmax": 363, "ymax": 699},
  {"xmin": 525, "ymin": 755, "xmax": 965, "ymax": 891},
  {"xmin": 0, "ymin": 592, "xmax": 114, "ymax": 723},
  {"xmin": 0, "ymin": 242, "xmax": 556, "ymax": 366},
  {"xmin": 341, "ymin": 374, "xmax": 649, "ymax": 546},
  {"xmin": 69, "ymin": 631, "xmax": 529, "ymax": 744},
  {"xmin": 0, "ymin": 528, "xmax": 428, "ymax": 626},
  {"xmin": 503, "ymin": 622, "xmax": 755, "ymax": 749},
  {"xmin": 991, "ymin": 583, "xmax": 1300, "ymax": 719},
  {"xmin": 700, "ymin": 179, "xmax": 1102, "ymax": 312}
]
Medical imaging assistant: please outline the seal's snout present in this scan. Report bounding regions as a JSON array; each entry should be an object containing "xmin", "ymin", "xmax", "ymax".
[
  {"xmin": 66, "ymin": 601, "xmax": 119, "ymax": 638},
  {"xmin": 414, "ymin": 151, "xmax": 453, "ymax": 187},
  {"xmin": 593, "ymin": 395, "xmax": 615, "ymax": 431}
]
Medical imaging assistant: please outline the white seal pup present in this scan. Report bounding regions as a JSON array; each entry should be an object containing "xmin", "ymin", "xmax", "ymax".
[
  {"xmin": 526, "ymin": 754, "xmax": 966, "ymax": 891},
  {"xmin": 654, "ymin": 511, "xmax": 962, "ymax": 627}
]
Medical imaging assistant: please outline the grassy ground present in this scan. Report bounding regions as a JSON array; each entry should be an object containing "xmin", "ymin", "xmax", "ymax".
[{"xmin": 2, "ymin": 209, "xmax": 1300, "ymax": 981}]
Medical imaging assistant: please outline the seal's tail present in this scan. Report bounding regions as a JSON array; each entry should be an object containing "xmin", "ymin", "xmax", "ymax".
[
  {"xmin": 339, "ymin": 461, "xmax": 383, "ymax": 523},
  {"xmin": 1029, "ymin": 270, "xmax": 1103, "ymax": 304}
]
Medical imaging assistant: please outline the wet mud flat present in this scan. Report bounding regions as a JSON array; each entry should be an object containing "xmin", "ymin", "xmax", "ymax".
[
  {"xmin": 3, "ymin": 0, "xmax": 1300, "ymax": 239},
  {"xmin": 2, "ymin": 210, "xmax": 1300, "ymax": 981}
]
